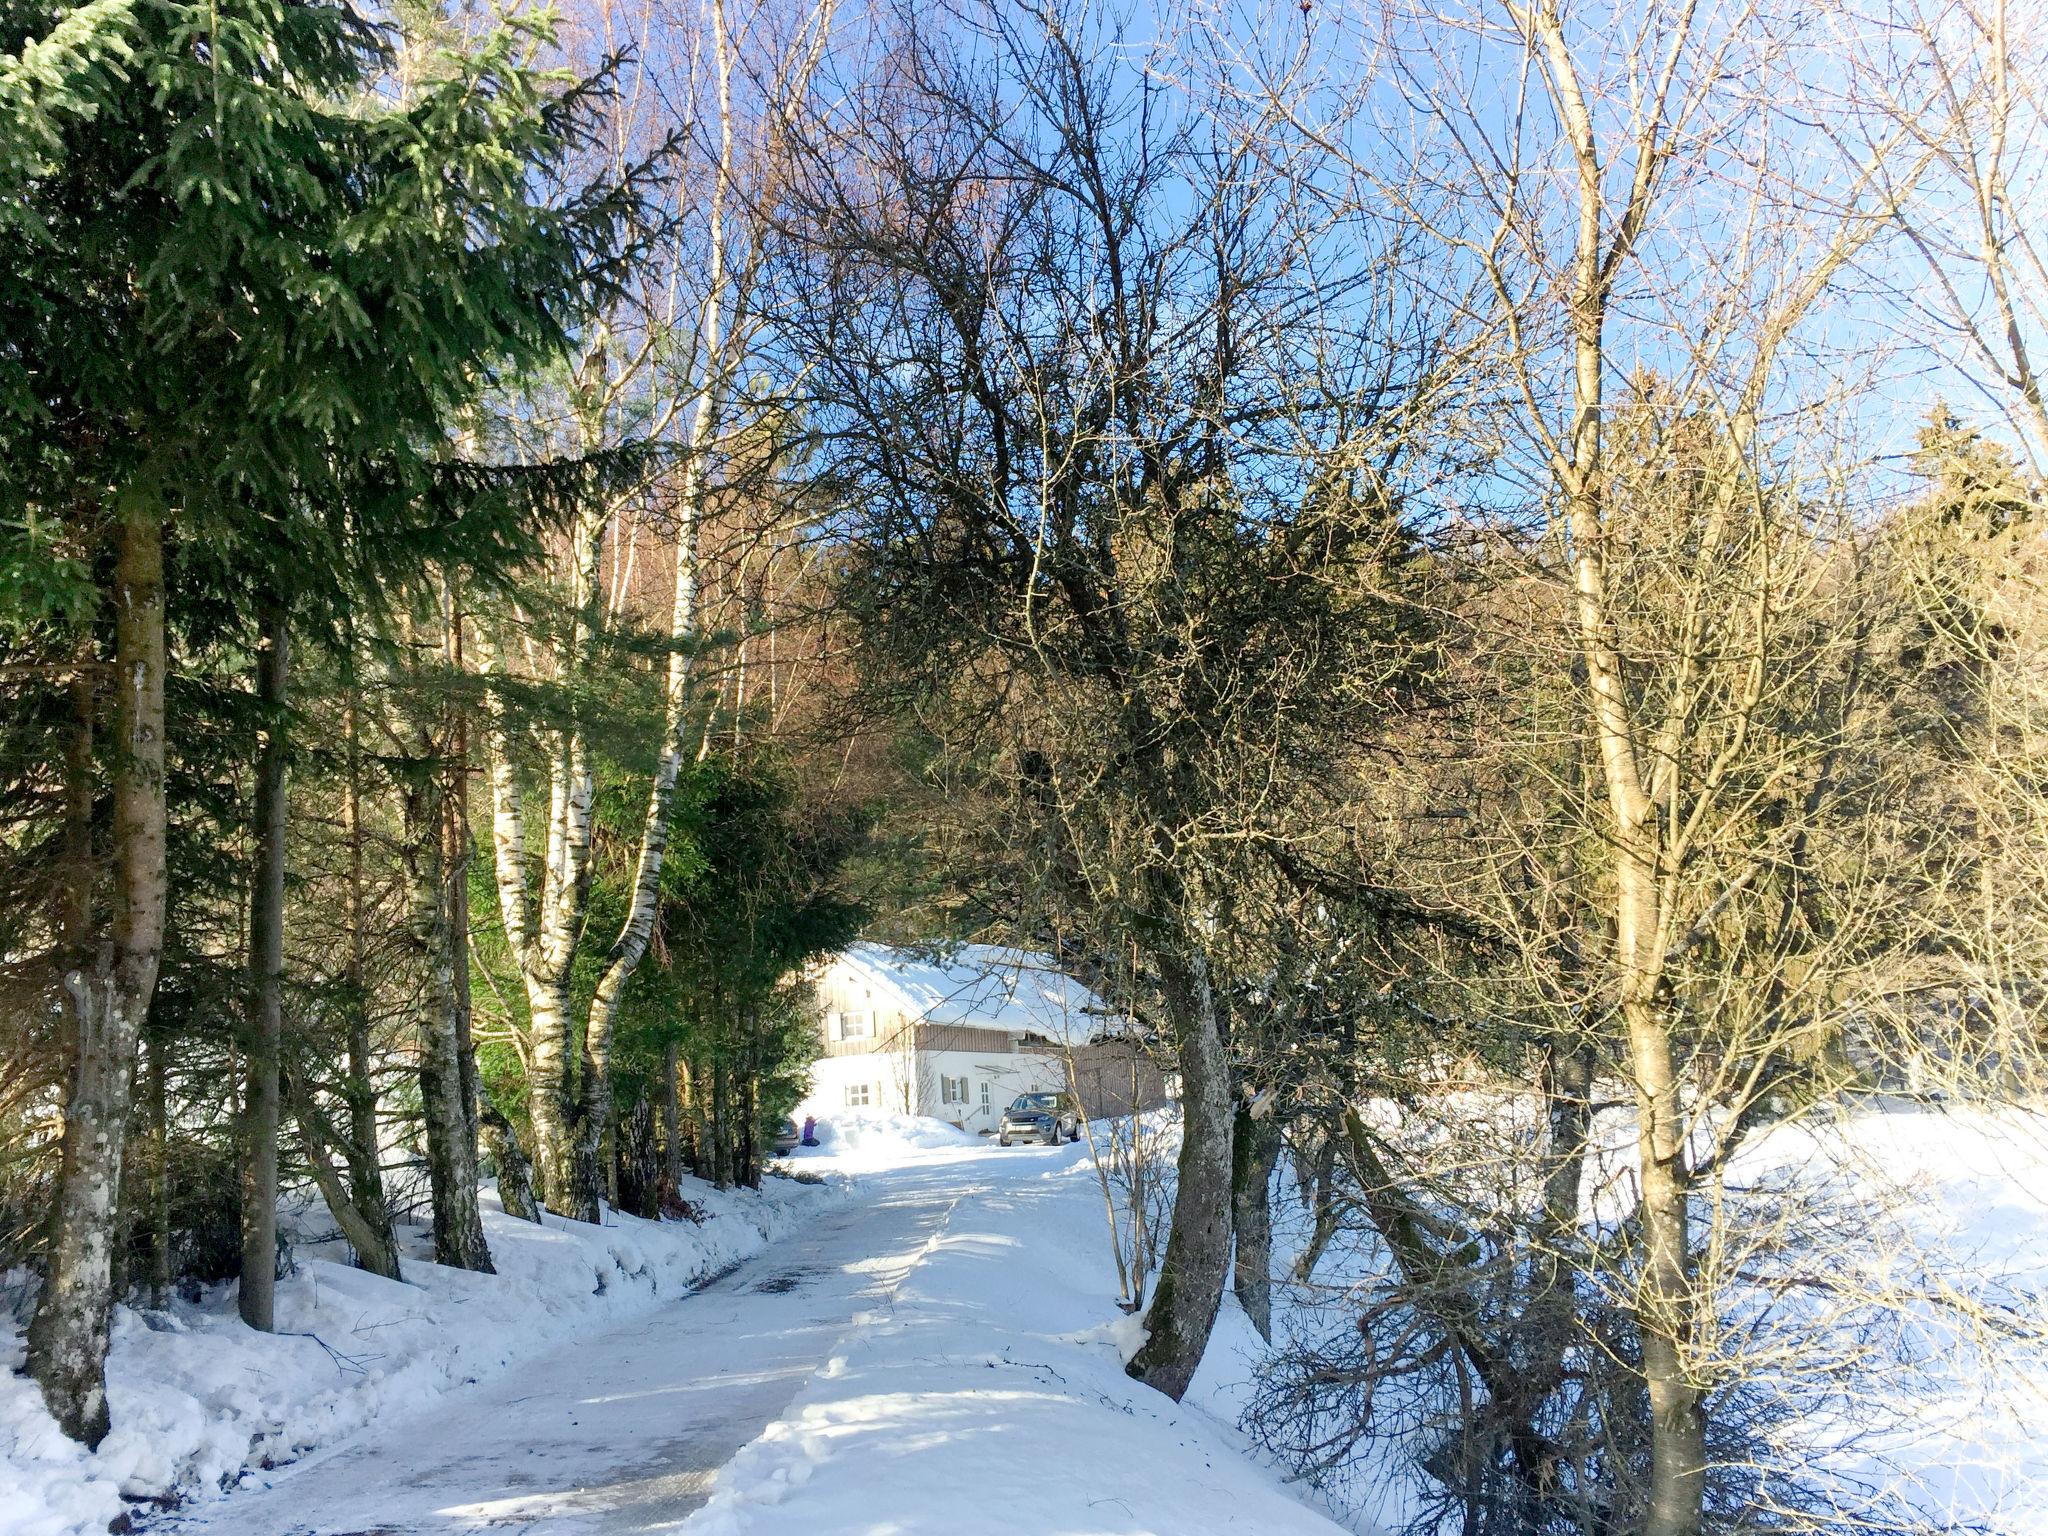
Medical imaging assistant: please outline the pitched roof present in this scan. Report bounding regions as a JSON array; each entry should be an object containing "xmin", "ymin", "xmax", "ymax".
[{"xmin": 826, "ymin": 942, "xmax": 1114, "ymax": 1045}]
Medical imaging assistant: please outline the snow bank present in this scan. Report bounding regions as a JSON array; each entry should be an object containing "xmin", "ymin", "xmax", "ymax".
[
  {"xmin": 1725, "ymin": 1103, "xmax": 2048, "ymax": 1533},
  {"xmin": 792, "ymin": 1109, "xmax": 981, "ymax": 1163},
  {"xmin": 0, "ymin": 1172, "xmax": 846, "ymax": 1536},
  {"xmin": 679, "ymin": 1142, "xmax": 1351, "ymax": 1536}
]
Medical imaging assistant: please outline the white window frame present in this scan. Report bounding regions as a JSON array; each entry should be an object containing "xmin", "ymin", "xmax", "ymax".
[
  {"xmin": 838, "ymin": 1009, "xmax": 873, "ymax": 1041},
  {"xmin": 979, "ymin": 1080, "xmax": 991, "ymax": 1108},
  {"xmin": 845, "ymin": 1082, "xmax": 871, "ymax": 1107}
]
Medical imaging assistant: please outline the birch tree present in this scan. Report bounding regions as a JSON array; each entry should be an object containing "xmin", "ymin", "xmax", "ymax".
[
  {"xmin": 1282, "ymin": 1, "xmax": 1923, "ymax": 1527},
  {"xmin": 480, "ymin": 0, "xmax": 838, "ymax": 1220}
]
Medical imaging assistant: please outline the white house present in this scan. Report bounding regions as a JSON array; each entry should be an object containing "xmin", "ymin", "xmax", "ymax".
[{"xmin": 798, "ymin": 943, "xmax": 1117, "ymax": 1135}]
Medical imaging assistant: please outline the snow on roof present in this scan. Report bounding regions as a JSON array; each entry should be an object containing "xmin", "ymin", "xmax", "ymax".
[{"xmin": 826, "ymin": 941, "xmax": 1115, "ymax": 1044}]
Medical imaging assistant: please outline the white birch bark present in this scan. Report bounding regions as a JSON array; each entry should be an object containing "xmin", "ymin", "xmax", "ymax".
[{"xmin": 481, "ymin": 0, "xmax": 840, "ymax": 1220}]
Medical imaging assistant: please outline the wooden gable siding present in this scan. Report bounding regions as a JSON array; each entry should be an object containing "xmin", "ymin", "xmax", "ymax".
[{"xmin": 818, "ymin": 1019, "xmax": 1014, "ymax": 1058}]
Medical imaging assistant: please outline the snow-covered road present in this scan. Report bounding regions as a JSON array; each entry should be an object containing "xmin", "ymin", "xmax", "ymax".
[
  {"xmin": 142, "ymin": 1124, "xmax": 1352, "ymax": 1536},
  {"xmin": 154, "ymin": 1171, "xmax": 967, "ymax": 1535}
]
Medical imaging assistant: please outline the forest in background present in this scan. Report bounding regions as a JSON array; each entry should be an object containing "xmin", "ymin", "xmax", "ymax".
[{"xmin": 3, "ymin": 0, "xmax": 2046, "ymax": 1533}]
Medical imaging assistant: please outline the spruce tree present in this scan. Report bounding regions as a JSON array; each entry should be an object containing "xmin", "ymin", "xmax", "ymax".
[{"xmin": 0, "ymin": 0, "xmax": 646, "ymax": 1443}]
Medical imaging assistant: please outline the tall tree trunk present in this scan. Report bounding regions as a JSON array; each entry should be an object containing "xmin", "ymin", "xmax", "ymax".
[
  {"xmin": 28, "ymin": 487, "xmax": 168, "ymax": 1447},
  {"xmin": 147, "ymin": 1031, "xmax": 171, "ymax": 1307},
  {"xmin": 1127, "ymin": 944, "xmax": 1234, "ymax": 1400},
  {"xmin": 1523, "ymin": 4, "xmax": 1711, "ymax": 1521},
  {"xmin": 445, "ymin": 596, "xmax": 482, "ymax": 1152},
  {"xmin": 1231, "ymin": 1102, "xmax": 1280, "ymax": 1343},
  {"xmin": 710, "ymin": 1054, "xmax": 731, "ymax": 1190},
  {"xmin": 337, "ymin": 683, "xmax": 400, "ymax": 1275},
  {"xmin": 238, "ymin": 602, "xmax": 288, "ymax": 1332},
  {"xmin": 661, "ymin": 1039, "xmax": 686, "ymax": 1197},
  {"xmin": 407, "ymin": 772, "xmax": 494, "ymax": 1273},
  {"xmin": 737, "ymin": 1035, "xmax": 758, "ymax": 1190},
  {"xmin": 687, "ymin": 1054, "xmax": 714, "ymax": 1181}
]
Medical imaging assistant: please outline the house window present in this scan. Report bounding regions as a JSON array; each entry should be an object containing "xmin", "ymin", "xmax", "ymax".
[
  {"xmin": 941, "ymin": 1075, "xmax": 968, "ymax": 1105},
  {"xmin": 979, "ymin": 1080, "xmax": 991, "ymax": 1108},
  {"xmin": 837, "ymin": 1009, "xmax": 872, "ymax": 1041},
  {"xmin": 845, "ymin": 1083, "xmax": 871, "ymax": 1107}
]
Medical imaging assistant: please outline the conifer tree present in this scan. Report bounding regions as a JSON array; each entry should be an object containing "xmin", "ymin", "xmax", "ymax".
[{"xmin": 0, "ymin": 0, "xmax": 647, "ymax": 1443}]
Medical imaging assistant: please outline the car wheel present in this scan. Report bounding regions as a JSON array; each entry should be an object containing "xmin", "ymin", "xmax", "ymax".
[{"xmin": 999, "ymin": 1134, "xmax": 1011, "ymax": 1147}]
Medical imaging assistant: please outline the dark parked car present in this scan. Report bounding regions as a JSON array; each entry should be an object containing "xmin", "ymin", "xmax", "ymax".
[
  {"xmin": 998, "ymin": 1092, "xmax": 1081, "ymax": 1146},
  {"xmin": 771, "ymin": 1117, "xmax": 801, "ymax": 1155}
]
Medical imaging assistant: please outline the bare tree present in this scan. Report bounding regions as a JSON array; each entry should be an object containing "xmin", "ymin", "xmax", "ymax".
[
  {"xmin": 1225, "ymin": 0, "xmax": 1933, "ymax": 1526},
  {"xmin": 774, "ymin": 0, "xmax": 1453, "ymax": 1397},
  {"xmin": 1845, "ymin": 0, "xmax": 2048, "ymax": 466}
]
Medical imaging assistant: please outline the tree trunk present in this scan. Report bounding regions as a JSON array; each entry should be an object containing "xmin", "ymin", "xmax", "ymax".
[
  {"xmin": 523, "ymin": 976, "xmax": 577, "ymax": 1212},
  {"xmin": 480, "ymin": 1094, "xmax": 542, "ymax": 1224},
  {"xmin": 147, "ymin": 1032, "xmax": 171, "ymax": 1307},
  {"xmin": 661, "ymin": 1039, "xmax": 686, "ymax": 1196},
  {"xmin": 238, "ymin": 601, "xmax": 288, "ymax": 1332},
  {"xmin": 687, "ymin": 1054, "xmax": 715, "ymax": 1181},
  {"xmin": 564, "ymin": 1030, "xmax": 612, "ymax": 1224},
  {"xmin": 289, "ymin": 1071, "xmax": 403, "ymax": 1281},
  {"xmin": 1290, "ymin": 1126, "xmax": 1340, "ymax": 1284},
  {"xmin": 615, "ymin": 1097, "xmax": 661, "ymax": 1219},
  {"xmin": 1525, "ymin": 0, "xmax": 1709, "ymax": 1518},
  {"xmin": 338, "ymin": 685, "xmax": 400, "ymax": 1276},
  {"xmin": 710, "ymin": 1055, "xmax": 731, "ymax": 1190},
  {"xmin": 445, "ymin": 597, "xmax": 482, "ymax": 1154},
  {"xmin": 28, "ymin": 487, "xmax": 167, "ymax": 1447},
  {"xmin": 406, "ymin": 773, "xmax": 494, "ymax": 1273},
  {"xmin": 431, "ymin": 621, "xmax": 493, "ymax": 1268},
  {"xmin": 1231, "ymin": 1102, "xmax": 1280, "ymax": 1343},
  {"xmin": 1127, "ymin": 944, "xmax": 1234, "ymax": 1400},
  {"xmin": 737, "ymin": 1050, "xmax": 759, "ymax": 1190},
  {"xmin": 1632, "ymin": 1008, "xmax": 1706, "ymax": 1536}
]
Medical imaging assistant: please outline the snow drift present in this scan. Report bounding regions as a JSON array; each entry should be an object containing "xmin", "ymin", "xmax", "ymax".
[{"xmin": 0, "ymin": 1173, "xmax": 845, "ymax": 1536}]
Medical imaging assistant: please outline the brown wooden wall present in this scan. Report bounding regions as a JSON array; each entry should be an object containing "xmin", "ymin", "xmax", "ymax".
[{"xmin": 1023, "ymin": 1040, "xmax": 1173, "ymax": 1120}]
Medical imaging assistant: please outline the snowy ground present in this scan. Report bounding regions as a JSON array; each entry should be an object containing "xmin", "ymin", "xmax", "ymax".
[
  {"xmin": 684, "ymin": 1123, "xmax": 1350, "ymax": 1536},
  {"xmin": 1, "ymin": 1173, "xmax": 846, "ymax": 1536},
  {"xmin": 7, "ymin": 1102, "xmax": 2042, "ymax": 1536},
  {"xmin": 1722, "ymin": 1104, "xmax": 2048, "ymax": 1533},
  {"xmin": 1, "ymin": 1115, "xmax": 1347, "ymax": 1536},
  {"xmin": 1197, "ymin": 1099, "xmax": 2048, "ymax": 1536}
]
